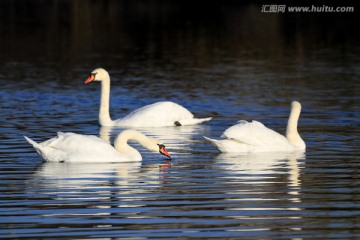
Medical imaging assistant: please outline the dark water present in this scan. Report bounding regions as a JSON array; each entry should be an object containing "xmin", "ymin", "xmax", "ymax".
[{"xmin": 1, "ymin": 1, "xmax": 360, "ymax": 239}]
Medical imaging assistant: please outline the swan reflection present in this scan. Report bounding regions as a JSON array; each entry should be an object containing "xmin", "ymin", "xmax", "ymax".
[
  {"xmin": 32, "ymin": 161, "xmax": 141, "ymax": 189},
  {"xmin": 30, "ymin": 159, "xmax": 172, "ymax": 193},
  {"xmin": 215, "ymin": 151, "xmax": 303, "ymax": 173},
  {"xmin": 214, "ymin": 151, "xmax": 305, "ymax": 197},
  {"xmin": 216, "ymin": 151, "xmax": 305, "ymax": 215}
]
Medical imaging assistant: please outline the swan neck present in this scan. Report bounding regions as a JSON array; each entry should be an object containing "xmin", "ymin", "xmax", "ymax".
[
  {"xmin": 286, "ymin": 103, "xmax": 305, "ymax": 149},
  {"xmin": 115, "ymin": 130, "xmax": 151, "ymax": 149},
  {"xmin": 99, "ymin": 76, "xmax": 112, "ymax": 126},
  {"xmin": 113, "ymin": 130, "xmax": 153, "ymax": 160},
  {"xmin": 286, "ymin": 107, "xmax": 299, "ymax": 137}
]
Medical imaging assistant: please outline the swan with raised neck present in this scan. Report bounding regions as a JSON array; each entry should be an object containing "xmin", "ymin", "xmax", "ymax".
[
  {"xmin": 84, "ymin": 68, "xmax": 212, "ymax": 127},
  {"xmin": 286, "ymin": 101, "xmax": 306, "ymax": 150},
  {"xmin": 204, "ymin": 101, "xmax": 306, "ymax": 153},
  {"xmin": 85, "ymin": 68, "xmax": 112, "ymax": 126}
]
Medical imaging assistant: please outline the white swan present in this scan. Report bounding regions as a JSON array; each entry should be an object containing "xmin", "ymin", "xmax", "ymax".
[
  {"xmin": 204, "ymin": 101, "xmax": 306, "ymax": 153},
  {"xmin": 84, "ymin": 68, "xmax": 212, "ymax": 127},
  {"xmin": 24, "ymin": 130, "xmax": 171, "ymax": 162}
]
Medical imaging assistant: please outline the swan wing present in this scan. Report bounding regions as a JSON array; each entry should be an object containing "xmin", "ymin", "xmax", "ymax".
[
  {"xmin": 34, "ymin": 132, "xmax": 124, "ymax": 162},
  {"xmin": 204, "ymin": 136, "xmax": 249, "ymax": 152},
  {"xmin": 43, "ymin": 132, "xmax": 112, "ymax": 152},
  {"xmin": 222, "ymin": 120, "xmax": 289, "ymax": 146}
]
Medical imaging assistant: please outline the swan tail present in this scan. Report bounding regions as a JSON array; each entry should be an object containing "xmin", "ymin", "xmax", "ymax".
[
  {"xmin": 178, "ymin": 117, "xmax": 212, "ymax": 126},
  {"xmin": 24, "ymin": 136, "xmax": 40, "ymax": 148},
  {"xmin": 24, "ymin": 136, "xmax": 44, "ymax": 156},
  {"xmin": 24, "ymin": 136, "xmax": 67, "ymax": 162},
  {"xmin": 204, "ymin": 136, "xmax": 249, "ymax": 153},
  {"xmin": 203, "ymin": 136, "xmax": 217, "ymax": 144},
  {"xmin": 203, "ymin": 136, "xmax": 223, "ymax": 151}
]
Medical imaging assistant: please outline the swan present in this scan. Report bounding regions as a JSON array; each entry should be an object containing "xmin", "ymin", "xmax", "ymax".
[
  {"xmin": 84, "ymin": 68, "xmax": 212, "ymax": 127},
  {"xmin": 204, "ymin": 101, "xmax": 306, "ymax": 153},
  {"xmin": 24, "ymin": 129, "xmax": 171, "ymax": 162}
]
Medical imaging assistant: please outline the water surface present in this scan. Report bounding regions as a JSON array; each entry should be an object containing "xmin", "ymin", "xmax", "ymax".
[{"xmin": 1, "ymin": 1, "xmax": 360, "ymax": 239}]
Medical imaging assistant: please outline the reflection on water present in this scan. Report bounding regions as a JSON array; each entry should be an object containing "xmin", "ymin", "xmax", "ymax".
[
  {"xmin": 215, "ymin": 151, "xmax": 304, "ymax": 176},
  {"xmin": 33, "ymin": 161, "xmax": 142, "ymax": 188},
  {"xmin": 1, "ymin": 1, "xmax": 360, "ymax": 239},
  {"xmin": 215, "ymin": 151, "xmax": 304, "ymax": 206}
]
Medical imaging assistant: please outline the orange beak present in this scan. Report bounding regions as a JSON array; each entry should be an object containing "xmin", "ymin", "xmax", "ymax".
[
  {"xmin": 159, "ymin": 145, "xmax": 171, "ymax": 159},
  {"xmin": 84, "ymin": 74, "xmax": 95, "ymax": 84}
]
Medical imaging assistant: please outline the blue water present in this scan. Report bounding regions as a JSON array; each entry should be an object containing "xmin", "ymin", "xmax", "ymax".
[{"xmin": 1, "ymin": 1, "xmax": 360, "ymax": 239}]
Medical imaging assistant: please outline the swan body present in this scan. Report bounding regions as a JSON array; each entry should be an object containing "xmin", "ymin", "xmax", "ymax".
[
  {"xmin": 24, "ymin": 130, "xmax": 171, "ymax": 162},
  {"xmin": 204, "ymin": 101, "xmax": 306, "ymax": 153},
  {"xmin": 85, "ymin": 68, "xmax": 212, "ymax": 127},
  {"xmin": 111, "ymin": 101, "xmax": 209, "ymax": 127}
]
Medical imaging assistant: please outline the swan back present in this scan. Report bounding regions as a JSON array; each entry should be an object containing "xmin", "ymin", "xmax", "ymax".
[
  {"xmin": 114, "ymin": 101, "xmax": 197, "ymax": 127},
  {"xmin": 48, "ymin": 132, "xmax": 114, "ymax": 153},
  {"xmin": 222, "ymin": 120, "xmax": 290, "ymax": 146}
]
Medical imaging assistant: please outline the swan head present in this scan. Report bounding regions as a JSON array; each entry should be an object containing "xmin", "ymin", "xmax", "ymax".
[
  {"xmin": 84, "ymin": 68, "xmax": 109, "ymax": 84},
  {"xmin": 291, "ymin": 101, "xmax": 301, "ymax": 110},
  {"xmin": 145, "ymin": 138, "xmax": 171, "ymax": 159},
  {"xmin": 158, "ymin": 143, "xmax": 171, "ymax": 159}
]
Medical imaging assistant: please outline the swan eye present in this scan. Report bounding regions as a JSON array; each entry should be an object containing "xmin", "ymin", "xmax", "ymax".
[
  {"xmin": 157, "ymin": 144, "xmax": 165, "ymax": 150},
  {"xmin": 85, "ymin": 73, "xmax": 98, "ymax": 84}
]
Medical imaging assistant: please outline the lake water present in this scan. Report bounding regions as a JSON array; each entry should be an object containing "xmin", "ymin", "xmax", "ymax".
[{"xmin": 1, "ymin": 1, "xmax": 360, "ymax": 239}]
